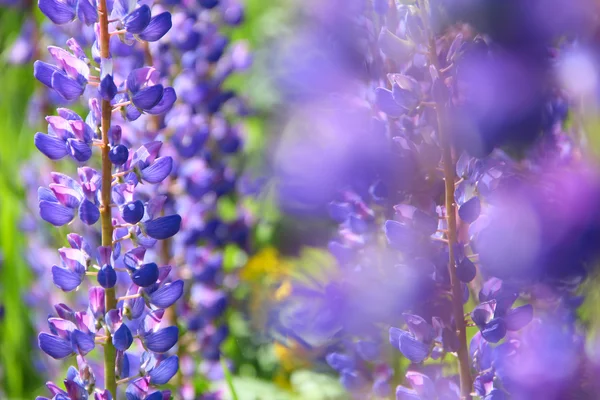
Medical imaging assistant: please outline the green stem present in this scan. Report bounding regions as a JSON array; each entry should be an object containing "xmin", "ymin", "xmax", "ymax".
[{"xmin": 98, "ymin": 0, "xmax": 117, "ymax": 396}]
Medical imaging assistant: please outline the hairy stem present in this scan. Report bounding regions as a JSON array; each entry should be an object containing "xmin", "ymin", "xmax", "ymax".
[
  {"xmin": 98, "ymin": 0, "xmax": 117, "ymax": 396},
  {"xmin": 419, "ymin": 1, "xmax": 473, "ymax": 397},
  {"xmin": 438, "ymin": 108, "xmax": 473, "ymax": 399}
]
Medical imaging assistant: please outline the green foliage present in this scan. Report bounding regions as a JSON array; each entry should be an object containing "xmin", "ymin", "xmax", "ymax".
[{"xmin": 0, "ymin": 8, "xmax": 43, "ymax": 399}]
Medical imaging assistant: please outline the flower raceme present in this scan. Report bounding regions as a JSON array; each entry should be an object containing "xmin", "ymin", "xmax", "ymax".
[
  {"xmin": 31, "ymin": 0, "xmax": 183, "ymax": 398},
  {"xmin": 270, "ymin": 0, "xmax": 600, "ymax": 399}
]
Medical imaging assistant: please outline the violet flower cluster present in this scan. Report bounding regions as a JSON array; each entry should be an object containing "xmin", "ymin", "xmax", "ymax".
[
  {"xmin": 147, "ymin": 1, "xmax": 252, "ymax": 397},
  {"xmin": 272, "ymin": 0, "xmax": 600, "ymax": 399},
  {"xmin": 31, "ymin": 0, "xmax": 185, "ymax": 398}
]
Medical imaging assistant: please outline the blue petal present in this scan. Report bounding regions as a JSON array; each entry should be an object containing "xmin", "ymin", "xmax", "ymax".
[
  {"xmin": 109, "ymin": 144, "xmax": 129, "ymax": 165},
  {"xmin": 76, "ymin": 0, "xmax": 97, "ymax": 25},
  {"xmin": 393, "ymin": 331, "xmax": 429, "ymax": 363},
  {"xmin": 34, "ymin": 132, "xmax": 68, "ymax": 160},
  {"xmin": 138, "ymin": 12, "xmax": 172, "ymax": 42},
  {"xmin": 149, "ymin": 355, "xmax": 179, "ymax": 385},
  {"xmin": 375, "ymin": 87, "xmax": 404, "ymax": 117},
  {"xmin": 481, "ymin": 318, "xmax": 507, "ymax": 343},
  {"xmin": 66, "ymin": 138, "xmax": 92, "ymax": 162},
  {"xmin": 125, "ymin": 104, "xmax": 142, "ymax": 121},
  {"xmin": 52, "ymin": 265, "xmax": 83, "ymax": 291},
  {"xmin": 38, "ymin": 0, "xmax": 76, "ymax": 24},
  {"xmin": 71, "ymin": 329, "xmax": 95, "ymax": 355},
  {"xmin": 123, "ymin": 5, "xmax": 151, "ymax": 34},
  {"xmin": 141, "ymin": 157, "xmax": 172, "ymax": 183},
  {"xmin": 484, "ymin": 389, "xmax": 507, "ymax": 400},
  {"xmin": 149, "ymin": 280, "xmax": 184, "ymax": 308},
  {"xmin": 38, "ymin": 333, "xmax": 73, "ymax": 359},
  {"xmin": 132, "ymin": 84, "xmax": 164, "ymax": 111},
  {"xmin": 458, "ymin": 196, "xmax": 481, "ymax": 223},
  {"xmin": 52, "ymin": 72, "xmax": 85, "ymax": 101},
  {"xmin": 78, "ymin": 198, "xmax": 100, "ymax": 225},
  {"xmin": 396, "ymin": 386, "xmax": 421, "ymax": 400},
  {"xmin": 33, "ymin": 60, "xmax": 61, "ymax": 88},
  {"xmin": 143, "ymin": 326, "xmax": 179, "ymax": 353},
  {"xmin": 504, "ymin": 304, "xmax": 533, "ymax": 331},
  {"xmin": 113, "ymin": 324, "xmax": 134, "ymax": 351},
  {"xmin": 147, "ymin": 87, "xmax": 177, "ymax": 115},
  {"xmin": 100, "ymin": 74, "xmax": 118, "ymax": 101},
  {"xmin": 457, "ymin": 257, "xmax": 477, "ymax": 283},
  {"xmin": 144, "ymin": 215, "xmax": 181, "ymax": 240},
  {"xmin": 405, "ymin": 371, "xmax": 436, "ymax": 399},
  {"xmin": 38, "ymin": 187, "xmax": 57, "ymax": 202},
  {"xmin": 384, "ymin": 220, "xmax": 415, "ymax": 250},
  {"xmin": 325, "ymin": 352, "xmax": 354, "ymax": 372},
  {"xmin": 145, "ymin": 392, "xmax": 163, "ymax": 400},
  {"xmin": 98, "ymin": 264, "xmax": 117, "ymax": 288},
  {"xmin": 122, "ymin": 200, "xmax": 145, "ymax": 224},
  {"xmin": 40, "ymin": 200, "xmax": 75, "ymax": 226},
  {"xmin": 131, "ymin": 262, "xmax": 159, "ymax": 287}
]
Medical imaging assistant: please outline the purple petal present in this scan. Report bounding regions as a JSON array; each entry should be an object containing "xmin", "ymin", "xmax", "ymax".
[
  {"xmin": 66, "ymin": 138, "xmax": 92, "ymax": 162},
  {"xmin": 459, "ymin": 196, "xmax": 481, "ymax": 223},
  {"xmin": 126, "ymin": 67, "xmax": 159, "ymax": 93},
  {"xmin": 481, "ymin": 318, "xmax": 507, "ymax": 343},
  {"xmin": 34, "ymin": 132, "xmax": 68, "ymax": 160},
  {"xmin": 113, "ymin": 323, "xmax": 134, "ymax": 351},
  {"xmin": 143, "ymin": 326, "xmax": 179, "ymax": 353},
  {"xmin": 395, "ymin": 386, "xmax": 420, "ymax": 400},
  {"xmin": 34, "ymin": 60, "xmax": 61, "ymax": 87},
  {"xmin": 122, "ymin": 200, "xmax": 145, "ymax": 224},
  {"xmin": 457, "ymin": 257, "xmax": 477, "ymax": 283},
  {"xmin": 123, "ymin": 5, "xmax": 151, "ymax": 34},
  {"xmin": 38, "ymin": 333, "xmax": 73, "ymax": 359},
  {"xmin": 38, "ymin": 0, "xmax": 76, "ymax": 24},
  {"xmin": 149, "ymin": 280, "xmax": 184, "ymax": 308},
  {"xmin": 71, "ymin": 329, "xmax": 95, "ymax": 354},
  {"xmin": 78, "ymin": 199, "xmax": 100, "ymax": 225},
  {"xmin": 132, "ymin": 84, "xmax": 164, "ymax": 110},
  {"xmin": 76, "ymin": 0, "xmax": 97, "ymax": 25},
  {"xmin": 384, "ymin": 220, "xmax": 415, "ymax": 250},
  {"xmin": 89, "ymin": 287, "xmax": 105, "ymax": 320},
  {"xmin": 149, "ymin": 355, "xmax": 178, "ymax": 384},
  {"xmin": 52, "ymin": 265, "xmax": 83, "ymax": 291},
  {"xmin": 132, "ymin": 262, "xmax": 159, "ymax": 287},
  {"xmin": 52, "ymin": 72, "xmax": 85, "ymax": 101},
  {"xmin": 405, "ymin": 371, "xmax": 436, "ymax": 399},
  {"xmin": 138, "ymin": 12, "xmax": 172, "ymax": 42},
  {"xmin": 325, "ymin": 352, "xmax": 355, "ymax": 372},
  {"xmin": 141, "ymin": 157, "xmax": 172, "ymax": 183},
  {"xmin": 98, "ymin": 264, "xmax": 117, "ymax": 288},
  {"xmin": 504, "ymin": 304, "xmax": 533, "ymax": 331},
  {"xmin": 40, "ymin": 201, "xmax": 75, "ymax": 226},
  {"xmin": 100, "ymin": 74, "xmax": 118, "ymax": 100},
  {"xmin": 143, "ymin": 215, "xmax": 181, "ymax": 240},
  {"xmin": 403, "ymin": 314, "xmax": 435, "ymax": 344},
  {"xmin": 147, "ymin": 87, "xmax": 177, "ymax": 115},
  {"xmin": 375, "ymin": 87, "xmax": 404, "ymax": 117}
]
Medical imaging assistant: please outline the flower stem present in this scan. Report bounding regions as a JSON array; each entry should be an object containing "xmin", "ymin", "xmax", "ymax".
[
  {"xmin": 98, "ymin": 0, "xmax": 118, "ymax": 395},
  {"xmin": 438, "ymin": 105, "xmax": 473, "ymax": 400},
  {"xmin": 419, "ymin": 0, "xmax": 473, "ymax": 397}
]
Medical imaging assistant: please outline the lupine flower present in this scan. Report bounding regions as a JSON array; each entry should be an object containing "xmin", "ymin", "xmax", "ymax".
[
  {"xmin": 30, "ymin": 0, "xmax": 185, "ymax": 397},
  {"xmin": 267, "ymin": 0, "xmax": 600, "ymax": 398}
]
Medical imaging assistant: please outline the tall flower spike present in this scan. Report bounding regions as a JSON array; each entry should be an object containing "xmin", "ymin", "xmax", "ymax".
[{"xmin": 33, "ymin": 0, "xmax": 180, "ymax": 397}]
